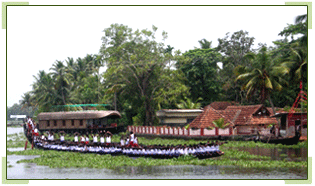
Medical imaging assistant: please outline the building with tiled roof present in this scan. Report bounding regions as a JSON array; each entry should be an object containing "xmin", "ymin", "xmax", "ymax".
[
  {"xmin": 189, "ymin": 103, "xmax": 279, "ymax": 135},
  {"xmin": 189, "ymin": 105, "xmax": 236, "ymax": 129},
  {"xmin": 155, "ymin": 102, "xmax": 307, "ymax": 137}
]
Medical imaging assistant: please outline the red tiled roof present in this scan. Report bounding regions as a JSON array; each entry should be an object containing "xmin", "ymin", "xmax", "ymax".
[
  {"xmin": 266, "ymin": 107, "xmax": 276, "ymax": 115},
  {"xmin": 224, "ymin": 105, "xmax": 263, "ymax": 125},
  {"xmin": 209, "ymin": 101, "xmax": 238, "ymax": 110},
  {"xmin": 245, "ymin": 116, "xmax": 278, "ymax": 125},
  {"xmin": 189, "ymin": 104, "xmax": 278, "ymax": 128},
  {"xmin": 189, "ymin": 106, "xmax": 235, "ymax": 129}
]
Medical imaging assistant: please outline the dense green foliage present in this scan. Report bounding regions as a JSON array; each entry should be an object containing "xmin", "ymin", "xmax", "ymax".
[
  {"xmin": 13, "ymin": 14, "xmax": 307, "ymax": 126},
  {"xmin": 100, "ymin": 24, "xmax": 188, "ymax": 125},
  {"xmin": 176, "ymin": 48, "xmax": 222, "ymax": 105}
]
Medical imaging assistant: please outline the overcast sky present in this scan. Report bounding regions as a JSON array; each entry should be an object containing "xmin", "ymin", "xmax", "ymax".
[{"xmin": 4, "ymin": 4, "xmax": 308, "ymax": 107}]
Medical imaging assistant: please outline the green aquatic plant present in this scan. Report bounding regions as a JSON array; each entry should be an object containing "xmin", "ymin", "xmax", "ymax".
[
  {"xmin": 12, "ymin": 146, "xmax": 307, "ymax": 170},
  {"xmin": 7, "ymin": 131, "xmax": 307, "ymax": 170}
]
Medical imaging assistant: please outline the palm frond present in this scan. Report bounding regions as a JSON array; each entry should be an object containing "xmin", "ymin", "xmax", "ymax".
[{"xmin": 265, "ymin": 77, "xmax": 273, "ymax": 89}]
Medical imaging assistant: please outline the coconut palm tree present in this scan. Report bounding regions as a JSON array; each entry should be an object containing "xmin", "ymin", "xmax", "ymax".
[
  {"xmin": 20, "ymin": 92, "xmax": 35, "ymax": 110},
  {"xmin": 236, "ymin": 46, "xmax": 287, "ymax": 113},
  {"xmin": 31, "ymin": 70, "xmax": 57, "ymax": 111},
  {"xmin": 50, "ymin": 60, "xmax": 73, "ymax": 105},
  {"xmin": 281, "ymin": 42, "xmax": 307, "ymax": 82}
]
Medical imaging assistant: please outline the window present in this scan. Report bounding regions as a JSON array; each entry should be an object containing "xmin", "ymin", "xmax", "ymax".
[
  {"xmin": 54, "ymin": 120, "xmax": 57, "ymax": 127},
  {"xmin": 71, "ymin": 120, "xmax": 74, "ymax": 126},
  {"xmin": 62, "ymin": 120, "xmax": 66, "ymax": 127},
  {"xmin": 80, "ymin": 120, "xmax": 83, "ymax": 126},
  {"xmin": 47, "ymin": 121, "xmax": 50, "ymax": 127}
]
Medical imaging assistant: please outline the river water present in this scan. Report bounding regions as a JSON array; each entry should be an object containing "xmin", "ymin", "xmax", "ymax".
[{"xmin": 6, "ymin": 127, "xmax": 308, "ymax": 180}]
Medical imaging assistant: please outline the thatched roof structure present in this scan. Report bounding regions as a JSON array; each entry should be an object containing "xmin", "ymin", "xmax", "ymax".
[{"xmin": 37, "ymin": 111, "xmax": 121, "ymax": 121}]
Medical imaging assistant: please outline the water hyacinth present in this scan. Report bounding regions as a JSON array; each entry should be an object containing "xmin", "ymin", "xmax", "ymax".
[{"xmin": 7, "ymin": 131, "xmax": 307, "ymax": 171}]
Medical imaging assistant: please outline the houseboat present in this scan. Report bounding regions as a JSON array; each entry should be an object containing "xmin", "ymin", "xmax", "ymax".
[{"xmin": 35, "ymin": 110, "xmax": 123, "ymax": 134}]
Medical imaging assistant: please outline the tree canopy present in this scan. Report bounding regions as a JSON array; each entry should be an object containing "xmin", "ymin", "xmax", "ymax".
[
  {"xmin": 100, "ymin": 24, "xmax": 188, "ymax": 126},
  {"xmin": 16, "ymin": 14, "xmax": 307, "ymax": 126}
]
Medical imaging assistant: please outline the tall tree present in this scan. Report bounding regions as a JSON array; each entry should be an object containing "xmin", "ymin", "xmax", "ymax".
[
  {"xmin": 50, "ymin": 60, "xmax": 72, "ymax": 105},
  {"xmin": 31, "ymin": 70, "xmax": 57, "ymax": 112},
  {"xmin": 217, "ymin": 30, "xmax": 255, "ymax": 103},
  {"xmin": 279, "ymin": 14, "xmax": 307, "ymax": 49},
  {"xmin": 236, "ymin": 46, "xmax": 287, "ymax": 112},
  {"xmin": 100, "ymin": 24, "xmax": 187, "ymax": 126},
  {"xmin": 176, "ymin": 48, "xmax": 222, "ymax": 105}
]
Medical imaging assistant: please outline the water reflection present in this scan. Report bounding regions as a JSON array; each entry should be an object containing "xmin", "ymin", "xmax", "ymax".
[
  {"xmin": 7, "ymin": 127, "xmax": 24, "ymax": 135},
  {"xmin": 7, "ymin": 155, "xmax": 307, "ymax": 179},
  {"xmin": 238, "ymin": 147, "xmax": 307, "ymax": 161},
  {"xmin": 7, "ymin": 147, "xmax": 25, "ymax": 152}
]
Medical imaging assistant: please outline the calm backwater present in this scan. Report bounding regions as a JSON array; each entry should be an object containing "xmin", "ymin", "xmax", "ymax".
[
  {"xmin": 6, "ymin": 127, "xmax": 307, "ymax": 180},
  {"xmin": 238, "ymin": 147, "xmax": 307, "ymax": 161}
]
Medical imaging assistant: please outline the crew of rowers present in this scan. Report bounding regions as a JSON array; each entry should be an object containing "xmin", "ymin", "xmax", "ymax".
[
  {"xmin": 32, "ymin": 130, "xmax": 224, "ymax": 159},
  {"xmin": 25, "ymin": 117, "xmax": 224, "ymax": 159}
]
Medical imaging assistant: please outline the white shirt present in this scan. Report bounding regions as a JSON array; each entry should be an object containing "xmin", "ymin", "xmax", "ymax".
[
  {"xmin": 81, "ymin": 137, "xmax": 85, "ymax": 142},
  {"xmin": 48, "ymin": 134, "xmax": 54, "ymax": 141},
  {"xmin": 60, "ymin": 135, "xmax": 65, "ymax": 141},
  {"xmin": 106, "ymin": 137, "xmax": 111, "ymax": 143},
  {"xmin": 120, "ymin": 139, "xmax": 125, "ymax": 146},
  {"xmin": 74, "ymin": 136, "xmax": 78, "ymax": 142},
  {"xmin": 130, "ymin": 134, "xmax": 134, "ymax": 142},
  {"xmin": 93, "ymin": 136, "xmax": 98, "ymax": 143},
  {"xmin": 100, "ymin": 137, "xmax": 105, "ymax": 143},
  {"xmin": 215, "ymin": 145, "xmax": 219, "ymax": 151},
  {"xmin": 28, "ymin": 118, "xmax": 34, "ymax": 128}
]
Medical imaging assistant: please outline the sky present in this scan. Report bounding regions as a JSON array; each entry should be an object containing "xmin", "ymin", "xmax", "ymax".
[{"xmin": 3, "ymin": 3, "xmax": 308, "ymax": 108}]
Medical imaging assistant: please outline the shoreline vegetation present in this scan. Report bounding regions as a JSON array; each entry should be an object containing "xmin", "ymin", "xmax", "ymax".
[{"xmin": 7, "ymin": 128, "xmax": 307, "ymax": 171}]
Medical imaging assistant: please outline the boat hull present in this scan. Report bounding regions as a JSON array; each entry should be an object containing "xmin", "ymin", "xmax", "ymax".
[{"xmin": 258, "ymin": 135, "xmax": 300, "ymax": 145}]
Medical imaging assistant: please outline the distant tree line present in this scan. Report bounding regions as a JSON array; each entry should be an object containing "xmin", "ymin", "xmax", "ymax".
[
  {"xmin": 16, "ymin": 14, "xmax": 307, "ymax": 126},
  {"xmin": 7, "ymin": 104, "xmax": 35, "ymax": 121}
]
